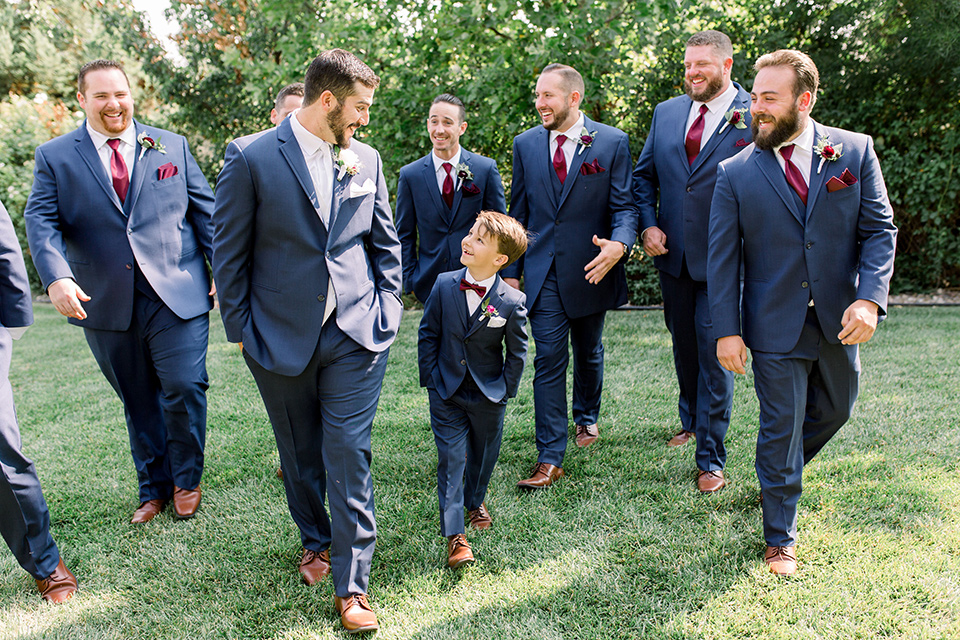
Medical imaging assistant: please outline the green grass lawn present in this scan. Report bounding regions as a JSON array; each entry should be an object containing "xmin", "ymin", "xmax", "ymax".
[{"xmin": 2, "ymin": 304, "xmax": 959, "ymax": 639}]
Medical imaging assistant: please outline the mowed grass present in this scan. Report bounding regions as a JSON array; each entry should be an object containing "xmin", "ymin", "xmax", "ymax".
[{"xmin": 1, "ymin": 304, "xmax": 958, "ymax": 639}]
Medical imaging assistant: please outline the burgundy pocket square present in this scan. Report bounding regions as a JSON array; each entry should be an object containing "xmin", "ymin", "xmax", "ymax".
[
  {"xmin": 826, "ymin": 168, "xmax": 858, "ymax": 193},
  {"xmin": 462, "ymin": 182, "xmax": 481, "ymax": 195},
  {"xmin": 157, "ymin": 162, "xmax": 179, "ymax": 180},
  {"xmin": 735, "ymin": 138, "xmax": 749, "ymax": 147},
  {"xmin": 580, "ymin": 159, "xmax": 606, "ymax": 175}
]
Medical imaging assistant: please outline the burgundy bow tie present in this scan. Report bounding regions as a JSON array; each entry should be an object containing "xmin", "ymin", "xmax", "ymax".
[{"xmin": 459, "ymin": 279, "xmax": 486, "ymax": 297}]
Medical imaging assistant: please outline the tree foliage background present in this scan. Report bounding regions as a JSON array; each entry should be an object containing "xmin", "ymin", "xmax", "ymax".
[{"xmin": 1, "ymin": 0, "xmax": 957, "ymax": 302}]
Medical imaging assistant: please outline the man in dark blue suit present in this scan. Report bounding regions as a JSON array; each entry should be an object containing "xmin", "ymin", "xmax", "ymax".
[
  {"xmin": 213, "ymin": 49, "xmax": 401, "ymax": 634},
  {"xmin": 505, "ymin": 64, "xmax": 638, "ymax": 488},
  {"xmin": 396, "ymin": 94, "xmax": 506, "ymax": 303},
  {"xmin": 633, "ymin": 30, "xmax": 751, "ymax": 493},
  {"xmin": 24, "ymin": 60, "xmax": 215, "ymax": 524},
  {"xmin": 0, "ymin": 200, "xmax": 78, "ymax": 603},
  {"xmin": 708, "ymin": 50, "xmax": 897, "ymax": 575}
]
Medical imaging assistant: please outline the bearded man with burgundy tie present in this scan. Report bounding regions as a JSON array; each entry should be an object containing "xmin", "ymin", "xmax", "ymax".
[
  {"xmin": 24, "ymin": 59, "xmax": 215, "ymax": 524},
  {"xmin": 504, "ymin": 64, "xmax": 637, "ymax": 488},
  {"xmin": 633, "ymin": 30, "xmax": 751, "ymax": 493},
  {"xmin": 707, "ymin": 49, "xmax": 897, "ymax": 574}
]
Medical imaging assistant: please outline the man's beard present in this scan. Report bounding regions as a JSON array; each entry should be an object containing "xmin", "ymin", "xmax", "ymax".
[
  {"xmin": 543, "ymin": 103, "xmax": 571, "ymax": 131},
  {"xmin": 327, "ymin": 103, "xmax": 358, "ymax": 148},
  {"xmin": 684, "ymin": 74, "xmax": 723, "ymax": 102},
  {"xmin": 752, "ymin": 105, "xmax": 801, "ymax": 150}
]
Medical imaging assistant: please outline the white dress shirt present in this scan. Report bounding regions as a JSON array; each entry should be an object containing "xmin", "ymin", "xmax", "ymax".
[
  {"xmin": 432, "ymin": 148, "xmax": 462, "ymax": 194},
  {"xmin": 86, "ymin": 121, "xmax": 136, "ymax": 182},
  {"xmin": 685, "ymin": 81, "xmax": 739, "ymax": 151},
  {"xmin": 463, "ymin": 272, "xmax": 497, "ymax": 316},
  {"xmin": 548, "ymin": 112, "xmax": 586, "ymax": 171}
]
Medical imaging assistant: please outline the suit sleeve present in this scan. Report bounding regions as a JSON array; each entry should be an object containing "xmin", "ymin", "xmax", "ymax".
[
  {"xmin": 853, "ymin": 136, "xmax": 897, "ymax": 314},
  {"xmin": 181, "ymin": 137, "xmax": 216, "ymax": 264},
  {"xmin": 502, "ymin": 139, "xmax": 527, "ymax": 281},
  {"xmin": 365, "ymin": 151, "xmax": 404, "ymax": 326},
  {"xmin": 394, "ymin": 168, "xmax": 418, "ymax": 296},
  {"xmin": 23, "ymin": 147, "xmax": 73, "ymax": 290},
  {"xmin": 212, "ymin": 140, "xmax": 257, "ymax": 343},
  {"xmin": 482, "ymin": 160, "xmax": 507, "ymax": 214},
  {"xmin": 706, "ymin": 162, "xmax": 743, "ymax": 340},
  {"xmin": 0, "ymin": 201, "xmax": 34, "ymax": 329},
  {"xmin": 608, "ymin": 132, "xmax": 639, "ymax": 250},
  {"xmin": 633, "ymin": 108, "xmax": 661, "ymax": 232},
  {"xmin": 502, "ymin": 292, "xmax": 528, "ymax": 398},
  {"xmin": 417, "ymin": 278, "xmax": 444, "ymax": 388}
]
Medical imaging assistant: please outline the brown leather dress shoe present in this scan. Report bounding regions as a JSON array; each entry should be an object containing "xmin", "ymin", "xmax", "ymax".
[
  {"xmin": 131, "ymin": 498, "xmax": 167, "ymax": 523},
  {"xmin": 447, "ymin": 533, "xmax": 475, "ymax": 569},
  {"xmin": 517, "ymin": 462, "xmax": 564, "ymax": 489},
  {"xmin": 335, "ymin": 593, "xmax": 379, "ymax": 634},
  {"xmin": 667, "ymin": 430, "xmax": 695, "ymax": 447},
  {"xmin": 276, "ymin": 467, "xmax": 284, "ymax": 480},
  {"xmin": 299, "ymin": 548, "xmax": 331, "ymax": 585},
  {"xmin": 173, "ymin": 486, "xmax": 202, "ymax": 520},
  {"xmin": 765, "ymin": 546, "xmax": 797, "ymax": 575},
  {"xmin": 35, "ymin": 558, "xmax": 77, "ymax": 604},
  {"xmin": 575, "ymin": 423, "xmax": 599, "ymax": 447},
  {"xmin": 697, "ymin": 470, "xmax": 727, "ymax": 493},
  {"xmin": 467, "ymin": 503, "xmax": 492, "ymax": 530}
]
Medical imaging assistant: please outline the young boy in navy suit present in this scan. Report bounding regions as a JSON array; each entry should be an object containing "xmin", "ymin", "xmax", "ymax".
[{"xmin": 418, "ymin": 210, "xmax": 529, "ymax": 568}]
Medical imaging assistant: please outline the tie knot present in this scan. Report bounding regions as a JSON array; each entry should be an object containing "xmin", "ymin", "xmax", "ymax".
[
  {"xmin": 107, "ymin": 139, "xmax": 122, "ymax": 151},
  {"xmin": 442, "ymin": 162, "xmax": 453, "ymax": 176},
  {"xmin": 556, "ymin": 134, "xmax": 567, "ymax": 146},
  {"xmin": 779, "ymin": 144, "xmax": 794, "ymax": 161},
  {"xmin": 699, "ymin": 104, "xmax": 708, "ymax": 116}
]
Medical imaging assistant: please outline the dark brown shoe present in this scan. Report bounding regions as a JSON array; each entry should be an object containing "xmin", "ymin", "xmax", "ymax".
[
  {"xmin": 335, "ymin": 593, "xmax": 379, "ymax": 634},
  {"xmin": 467, "ymin": 503, "xmax": 492, "ymax": 530},
  {"xmin": 447, "ymin": 533, "xmax": 475, "ymax": 569},
  {"xmin": 697, "ymin": 470, "xmax": 727, "ymax": 493},
  {"xmin": 35, "ymin": 558, "xmax": 77, "ymax": 604},
  {"xmin": 667, "ymin": 430, "xmax": 695, "ymax": 447},
  {"xmin": 131, "ymin": 499, "xmax": 167, "ymax": 523},
  {"xmin": 299, "ymin": 548, "xmax": 331, "ymax": 585},
  {"xmin": 575, "ymin": 423, "xmax": 599, "ymax": 447},
  {"xmin": 276, "ymin": 467, "xmax": 284, "ymax": 480},
  {"xmin": 517, "ymin": 462, "xmax": 564, "ymax": 490},
  {"xmin": 765, "ymin": 546, "xmax": 797, "ymax": 575},
  {"xmin": 173, "ymin": 486, "xmax": 202, "ymax": 520}
]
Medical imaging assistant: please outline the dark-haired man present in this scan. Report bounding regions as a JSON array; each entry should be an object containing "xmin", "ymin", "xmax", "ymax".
[
  {"xmin": 213, "ymin": 49, "xmax": 401, "ymax": 633},
  {"xmin": 396, "ymin": 94, "xmax": 505, "ymax": 303},
  {"xmin": 270, "ymin": 82, "xmax": 304, "ymax": 125},
  {"xmin": 708, "ymin": 49, "xmax": 896, "ymax": 575},
  {"xmin": 633, "ymin": 30, "xmax": 751, "ymax": 493},
  {"xmin": 24, "ymin": 59, "xmax": 215, "ymax": 524}
]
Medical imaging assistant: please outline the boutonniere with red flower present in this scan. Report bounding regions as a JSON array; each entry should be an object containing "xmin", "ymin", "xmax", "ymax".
[
  {"xmin": 577, "ymin": 127, "xmax": 597, "ymax": 156},
  {"xmin": 718, "ymin": 108, "xmax": 748, "ymax": 135},
  {"xmin": 480, "ymin": 299, "xmax": 499, "ymax": 320},
  {"xmin": 334, "ymin": 145, "xmax": 363, "ymax": 180},
  {"xmin": 455, "ymin": 162, "xmax": 473, "ymax": 190},
  {"xmin": 814, "ymin": 136, "xmax": 843, "ymax": 174},
  {"xmin": 137, "ymin": 132, "xmax": 166, "ymax": 161}
]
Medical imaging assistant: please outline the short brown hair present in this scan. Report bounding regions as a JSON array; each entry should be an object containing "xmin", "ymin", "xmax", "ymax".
[
  {"xmin": 78, "ymin": 59, "xmax": 129, "ymax": 95},
  {"xmin": 686, "ymin": 30, "xmax": 733, "ymax": 60},
  {"xmin": 476, "ymin": 210, "xmax": 529, "ymax": 268},
  {"xmin": 431, "ymin": 93, "xmax": 466, "ymax": 123},
  {"xmin": 275, "ymin": 82, "xmax": 305, "ymax": 111},
  {"xmin": 303, "ymin": 49, "xmax": 380, "ymax": 106},
  {"xmin": 541, "ymin": 63, "xmax": 585, "ymax": 98},
  {"xmin": 755, "ymin": 49, "xmax": 819, "ymax": 106}
]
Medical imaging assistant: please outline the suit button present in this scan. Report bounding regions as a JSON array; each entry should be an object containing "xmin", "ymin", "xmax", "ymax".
[
  {"xmin": 555, "ymin": 220, "xmax": 560, "ymax": 225},
  {"xmin": 801, "ymin": 281, "xmax": 809, "ymax": 289},
  {"xmin": 686, "ymin": 187, "xmax": 693, "ymax": 193},
  {"xmin": 548, "ymin": 251, "xmax": 554, "ymax": 257},
  {"xmin": 317, "ymin": 294, "xmax": 325, "ymax": 302},
  {"xmin": 460, "ymin": 359, "xmax": 466, "ymax": 366},
  {"xmin": 806, "ymin": 242, "xmax": 813, "ymax": 249},
  {"xmin": 125, "ymin": 263, "xmax": 132, "ymax": 270}
]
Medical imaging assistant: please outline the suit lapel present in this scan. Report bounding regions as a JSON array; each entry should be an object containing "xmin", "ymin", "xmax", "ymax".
[
  {"xmin": 557, "ymin": 118, "xmax": 589, "ymax": 208},
  {"xmin": 691, "ymin": 85, "xmax": 749, "ymax": 175},
  {"xmin": 804, "ymin": 121, "xmax": 830, "ymax": 219},
  {"xmin": 673, "ymin": 96, "xmax": 695, "ymax": 171},
  {"xmin": 755, "ymin": 148, "xmax": 804, "ymax": 224},
  {"xmin": 449, "ymin": 149, "xmax": 470, "ymax": 222},
  {"xmin": 451, "ymin": 268, "xmax": 470, "ymax": 331},
  {"xmin": 420, "ymin": 154, "xmax": 450, "ymax": 224},
  {"xmin": 465, "ymin": 274, "xmax": 504, "ymax": 338},
  {"xmin": 277, "ymin": 119, "xmax": 322, "ymax": 211},
  {"xmin": 534, "ymin": 127, "xmax": 559, "ymax": 210},
  {"xmin": 123, "ymin": 122, "xmax": 150, "ymax": 216},
  {"xmin": 74, "ymin": 124, "xmax": 124, "ymax": 213}
]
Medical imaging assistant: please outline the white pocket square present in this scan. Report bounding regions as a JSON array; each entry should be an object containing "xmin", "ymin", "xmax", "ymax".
[
  {"xmin": 349, "ymin": 179, "xmax": 377, "ymax": 198},
  {"xmin": 487, "ymin": 316, "xmax": 506, "ymax": 328}
]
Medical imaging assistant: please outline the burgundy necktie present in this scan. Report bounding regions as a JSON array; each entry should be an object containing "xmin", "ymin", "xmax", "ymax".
[
  {"xmin": 459, "ymin": 279, "xmax": 486, "ymax": 297},
  {"xmin": 107, "ymin": 139, "xmax": 129, "ymax": 204},
  {"xmin": 684, "ymin": 104, "xmax": 708, "ymax": 166},
  {"xmin": 441, "ymin": 162, "xmax": 454, "ymax": 208},
  {"xmin": 553, "ymin": 134, "xmax": 568, "ymax": 183},
  {"xmin": 779, "ymin": 144, "xmax": 808, "ymax": 205}
]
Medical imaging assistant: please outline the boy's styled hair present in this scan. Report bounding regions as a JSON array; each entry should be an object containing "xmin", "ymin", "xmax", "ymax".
[{"xmin": 476, "ymin": 210, "xmax": 529, "ymax": 268}]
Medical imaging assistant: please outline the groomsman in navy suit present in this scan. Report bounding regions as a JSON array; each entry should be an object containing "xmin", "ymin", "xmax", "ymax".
[
  {"xmin": 633, "ymin": 30, "xmax": 751, "ymax": 493},
  {"xmin": 505, "ymin": 64, "xmax": 638, "ymax": 488},
  {"xmin": 0, "ymin": 200, "xmax": 78, "ymax": 603},
  {"xmin": 396, "ymin": 94, "xmax": 506, "ymax": 303},
  {"xmin": 708, "ymin": 50, "xmax": 897, "ymax": 575},
  {"xmin": 270, "ymin": 82, "xmax": 305, "ymax": 126},
  {"xmin": 24, "ymin": 60, "xmax": 215, "ymax": 524},
  {"xmin": 214, "ymin": 49, "xmax": 401, "ymax": 634}
]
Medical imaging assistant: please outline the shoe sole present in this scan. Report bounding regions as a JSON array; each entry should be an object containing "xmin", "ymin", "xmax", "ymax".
[
  {"xmin": 344, "ymin": 624, "xmax": 379, "ymax": 634},
  {"xmin": 448, "ymin": 558, "xmax": 475, "ymax": 569}
]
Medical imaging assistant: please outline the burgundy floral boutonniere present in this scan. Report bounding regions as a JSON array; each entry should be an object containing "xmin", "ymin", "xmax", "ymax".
[
  {"xmin": 718, "ymin": 108, "xmax": 748, "ymax": 135},
  {"xmin": 455, "ymin": 162, "xmax": 473, "ymax": 190},
  {"xmin": 814, "ymin": 137, "xmax": 843, "ymax": 174},
  {"xmin": 577, "ymin": 127, "xmax": 597, "ymax": 155},
  {"xmin": 137, "ymin": 132, "xmax": 166, "ymax": 161}
]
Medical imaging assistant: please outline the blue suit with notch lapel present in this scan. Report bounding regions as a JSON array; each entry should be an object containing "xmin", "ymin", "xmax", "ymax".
[
  {"xmin": 419, "ymin": 268, "xmax": 526, "ymax": 536},
  {"xmin": 632, "ymin": 83, "xmax": 751, "ymax": 472},
  {"xmin": 708, "ymin": 122, "xmax": 897, "ymax": 547},
  {"xmin": 213, "ymin": 115, "xmax": 402, "ymax": 597},
  {"xmin": 505, "ymin": 115, "xmax": 637, "ymax": 467},
  {"xmin": 396, "ymin": 150, "xmax": 506, "ymax": 302},
  {"xmin": 24, "ymin": 121, "xmax": 215, "ymax": 504}
]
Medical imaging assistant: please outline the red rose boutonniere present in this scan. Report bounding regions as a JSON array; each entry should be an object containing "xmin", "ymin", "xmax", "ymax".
[
  {"xmin": 814, "ymin": 137, "xmax": 843, "ymax": 174},
  {"xmin": 137, "ymin": 132, "xmax": 166, "ymax": 161},
  {"xmin": 455, "ymin": 162, "xmax": 473, "ymax": 190},
  {"xmin": 718, "ymin": 108, "xmax": 748, "ymax": 135},
  {"xmin": 577, "ymin": 127, "xmax": 597, "ymax": 156}
]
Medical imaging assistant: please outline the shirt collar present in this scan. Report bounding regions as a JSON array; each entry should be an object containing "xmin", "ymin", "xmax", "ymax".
[
  {"xmin": 464, "ymin": 270, "xmax": 497, "ymax": 291},
  {"xmin": 776, "ymin": 117, "xmax": 815, "ymax": 154},
  {"xmin": 696, "ymin": 81, "xmax": 738, "ymax": 116},
  {"xmin": 432, "ymin": 148, "xmax": 462, "ymax": 174},
  {"xmin": 290, "ymin": 109, "xmax": 332, "ymax": 158},
  {"xmin": 551, "ymin": 112, "xmax": 585, "ymax": 144},
  {"xmin": 86, "ymin": 121, "xmax": 136, "ymax": 150}
]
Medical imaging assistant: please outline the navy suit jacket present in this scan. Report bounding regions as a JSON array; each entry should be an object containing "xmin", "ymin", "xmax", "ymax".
[
  {"xmin": 418, "ymin": 269, "xmax": 527, "ymax": 403},
  {"xmin": 633, "ymin": 83, "xmax": 752, "ymax": 281},
  {"xmin": 24, "ymin": 121, "xmax": 215, "ymax": 331},
  {"xmin": 708, "ymin": 122, "xmax": 898, "ymax": 353},
  {"xmin": 395, "ymin": 150, "xmax": 506, "ymax": 302},
  {"xmin": 213, "ymin": 118, "xmax": 403, "ymax": 376},
  {"xmin": 504, "ymin": 116, "xmax": 638, "ymax": 317},
  {"xmin": 0, "ymin": 201, "xmax": 33, "ymax": 331}
]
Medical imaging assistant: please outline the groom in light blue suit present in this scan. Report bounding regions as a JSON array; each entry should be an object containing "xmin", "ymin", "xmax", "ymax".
[
  {"xmin": 708, "ymin": 50, "xmax": 896, "ymax": 575},
  {"xmin": 213, "ymin": 49, "xmax": 400, "ymax": 634}
]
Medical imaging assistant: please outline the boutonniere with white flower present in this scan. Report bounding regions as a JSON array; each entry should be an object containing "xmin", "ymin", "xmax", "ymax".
[
  {"xmin": 814, "ymin": 137, "xmax": 843, "ymax": 174},
  {"xmin": 480, "ymin": 299, "xmax": 499, "ymax": 320},
  {"xmin": 137, "ymin": 132, "xmax": 166, "ymax": 161},
  {"xmin": 718, "ymin": 108, "xmax": 748, "ymax": 135},
  {"xmin": 455, "ymin": 162, "xmax": 473, "ymax": 190},
  {"xmin": 577, "ymin": 127, "xmax": 597, "ymax": 156},
  {"xmin": 334, "ymin": 146, "xmax": 363, "ymax": 180}
]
